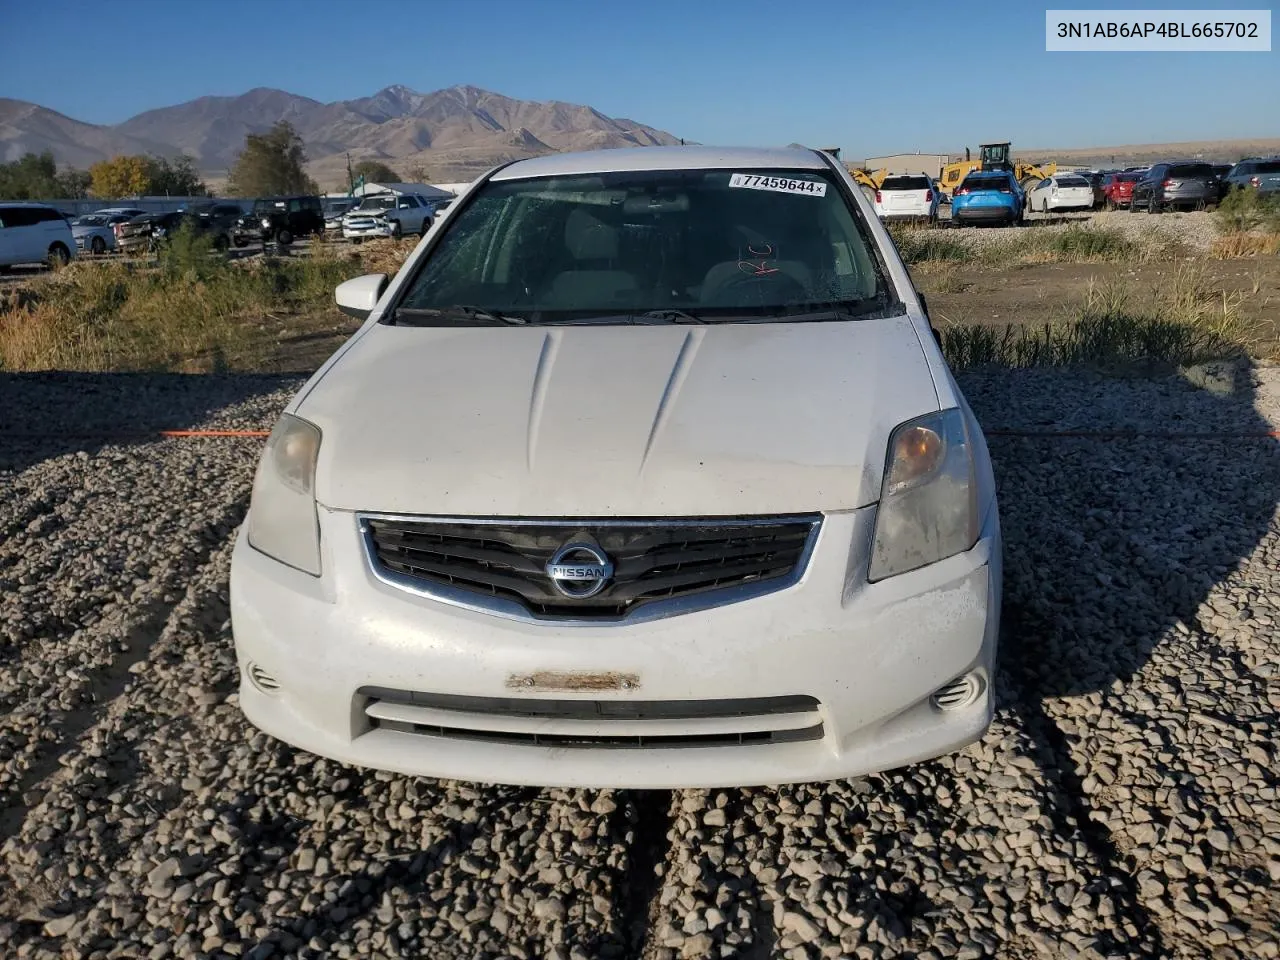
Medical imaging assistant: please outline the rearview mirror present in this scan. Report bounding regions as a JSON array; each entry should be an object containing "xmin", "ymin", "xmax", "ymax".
[{"xmin": 335, "ymin": 274, "xmax": 389, "ymax": 320}]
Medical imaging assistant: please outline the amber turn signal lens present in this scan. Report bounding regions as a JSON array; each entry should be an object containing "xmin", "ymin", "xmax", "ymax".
[{"xmin": 888, "ymin": 425, "xmax": 943, "ymax": 492}]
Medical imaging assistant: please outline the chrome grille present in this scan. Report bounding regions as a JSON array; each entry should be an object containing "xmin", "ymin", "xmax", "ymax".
[{"xmin": 360, "ymin": 515, "xmax": 820, "ymax": 621}]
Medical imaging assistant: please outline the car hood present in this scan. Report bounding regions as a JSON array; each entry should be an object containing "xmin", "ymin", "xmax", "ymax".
[
  {"xmin": 345, "ymin": 208, "xmax": 391, "ymax": 219},
  {"xmin": 299, "ymin": 317, "xmax": 939, "ymax": 517}
]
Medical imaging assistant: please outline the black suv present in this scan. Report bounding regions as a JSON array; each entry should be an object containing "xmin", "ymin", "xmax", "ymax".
[{"xmin": 234, "ymin": 196, "xmax": 325, "ymax": 247}]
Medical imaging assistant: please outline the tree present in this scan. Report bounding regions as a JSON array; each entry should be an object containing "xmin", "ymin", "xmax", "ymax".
[
  {"xmin": 88, "ymin": 154, "xmax": 207, "ymax": 199},
  {"xmin": 352, "ymin": 160, "xmax": 401, "ymax": 184},
  {"xmin": 0, "ymin": 152, "xmax": 61, "ymax": 199},
  {"xmin": 56, "ymin": 168, "xmax": 92, "ymax": 199},
  {"xmin": 227, "ymin": 122, "xmax": 318, "ymax": 197},
  {"xmin": 403, "ymin": 161, "xmax": 431, "ymax": 184},
  {"xmin": 90, "ymin": 155, "xmax": 152, "ymax": 198},
  {"xmin": 148, "ymin": 155, "xmax": 207, "ymax": 197}
]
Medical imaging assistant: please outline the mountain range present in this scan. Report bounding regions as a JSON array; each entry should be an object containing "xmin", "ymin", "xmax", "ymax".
[{"xmin": 0, "ymin": 84, "xmax": 683, "ymax": 185}]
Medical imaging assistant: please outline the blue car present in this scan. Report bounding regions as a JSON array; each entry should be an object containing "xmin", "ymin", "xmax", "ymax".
[{"xmin": 951, "ymin": 171, "xmax": 1024, "ymax": 227}]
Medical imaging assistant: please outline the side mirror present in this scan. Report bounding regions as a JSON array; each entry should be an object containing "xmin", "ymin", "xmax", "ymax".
[{"xmin": 335, "ymin": 273, "xmax": 389, "ymax": 320}]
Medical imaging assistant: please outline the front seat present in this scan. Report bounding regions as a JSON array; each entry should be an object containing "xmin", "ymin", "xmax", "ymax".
[{"xmin": 543, "ymin": 208, "xmax": 637, "ymax": 308}]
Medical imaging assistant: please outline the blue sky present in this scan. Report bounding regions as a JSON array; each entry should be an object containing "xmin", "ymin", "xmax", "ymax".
[{"xmin": 1, "ymin": 0, "xmax": 1275, "ymax": 159}]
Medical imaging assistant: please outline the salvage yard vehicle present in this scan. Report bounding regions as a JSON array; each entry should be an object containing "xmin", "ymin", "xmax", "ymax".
[
  {"xmin": 1223, "ymin": 157, "xmax": 1280, "ymax": 195},
  {"xmin": 951, "ymin": 170, "xmax": 1024, "ymax": 226},
  {"xmin": 0, "ymin": 202, "xmax": 76, "ymax": 268},
  {"xmin": 1102, "ymin": 171, "xmax": 1142, "ymax": 209},
  {"xmin": 341, "ymin": 192, "xmax": 434, "ymax": 241},
  {"xmin": 873, "ymin": 173, "xmax": 939, "ymax": 222},
  {"xmin": 1131, "ymin": 162, "xmax": 1220, "ymax": 213},
  {"xmin": 233, "ymin": 195, "xmax": 325, "ymax": 247},
  {"xmin": 1026, "ymin": 174, "xmax": 1095, "ymax": 213},
  {"xmin": 231, "ymin": 145, "xmax": 1003, "ymax": 789},
  {"xmin": 70, "ymin": 211, "xmax": 140, "ymax": 254},
  {"xmin": 323, "ymin": 197, "xmax": 357, "ymax": 232},
  {"xmin": 116, "ymin": 203, "xmax": 242, "ymax": 253}
]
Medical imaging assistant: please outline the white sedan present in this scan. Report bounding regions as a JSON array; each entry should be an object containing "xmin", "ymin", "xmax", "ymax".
[
  {"xmin": 231, "ymin": 146, "xmax": 1002, "ymax": 789},
  {"xmin": 1027, "ymin": 175, "xmax": 1095, "ymax": 213}
]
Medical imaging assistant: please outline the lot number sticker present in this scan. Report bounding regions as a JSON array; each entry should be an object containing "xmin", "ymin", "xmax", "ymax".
[{"xmin": 730, "ymin": 174, "xmax": 827, "ymax": 197}]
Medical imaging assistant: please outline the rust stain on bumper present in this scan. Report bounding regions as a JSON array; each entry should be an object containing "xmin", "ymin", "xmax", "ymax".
[{"xmin": 506, "ymin": 671, "xmax": 640, "ymax": 692}]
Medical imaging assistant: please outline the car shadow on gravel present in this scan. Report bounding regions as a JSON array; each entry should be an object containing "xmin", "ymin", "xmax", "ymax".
[
  {"xmin": 0, "ymin": 371, "xmax": 305, "ymax": 475},
  {"xmin": 968, "ymin": 360, "xmax": 1280, "ymax": 957},
  {"xmin": 647, "ymin": 361, "xmax": 1280, "ymax": 960}
]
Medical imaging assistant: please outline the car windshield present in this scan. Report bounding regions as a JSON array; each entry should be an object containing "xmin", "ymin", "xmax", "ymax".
[
  {"xmin": 1251, "ymin": 161, "xmax": 1280, "ymax": 174},
  {"xmin": 324, "ymin": 200, "xmax": 352, "ymax": 213},
  {"xmin": 73, "ymin": 216, "xmax": 106, "ymax": 226},
  {"xmin": 357, "ymin": 196, "xmax": 396, "ymax": 211},
  {"xmin": 1169, "ymin": 164, "xmax": 1213, "ymax": 178},
  {"xmin": 393, "ymin": 169, "xmax": 893, "ymax": 324},
  {"xmin": 881, "ymin": 176, "xmax": 931, "ymax": 191},
  {"xmin": 1057, "ymin": 177, "xmax": 1090, "ymax": 187},
  {"xmin": 253, "ymin": 200, "xmax": 287, "ymax": 213}
]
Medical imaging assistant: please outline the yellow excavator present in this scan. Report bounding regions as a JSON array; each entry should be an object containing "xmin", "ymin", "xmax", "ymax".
[
  {"xmin": 816, "ymin": 147, "xmax": 887, "ymax": 198},
  {"xmin": 850, "ymin": 167, "xmax": 889, "ymax": 196},
  {"xmin": 938, "ymin": 143, "xmax": 1056, "ymax": 197}
]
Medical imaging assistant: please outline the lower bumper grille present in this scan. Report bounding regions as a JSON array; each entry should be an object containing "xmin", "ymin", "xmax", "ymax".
[{"xmin": 359, "ymin": 687, "xmax": 824, "ymax": 749}]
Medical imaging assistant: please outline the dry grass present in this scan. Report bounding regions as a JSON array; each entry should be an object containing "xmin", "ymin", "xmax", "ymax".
[
  {"xmin": 940, "ymin": 265, "xmax": 1259, "ymax": 370},
  {"xmin": 0, "ymin": 245, "xmax": 358, "ymax": 372},
  {"xmin": 889, "ymin": 223, "xmax": 1186, "ymax": 267},
  {"xmin": 1211, "ymin": 231, "xmax": 1280, "ymax": 259}
]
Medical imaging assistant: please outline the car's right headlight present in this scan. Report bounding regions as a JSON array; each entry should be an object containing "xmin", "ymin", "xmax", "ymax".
[
  {"xmin": 868, "ymin": 409, "xmax": 979, "ymax": 582},
  {"xmin": 247, "ymin": 414, "xmax": 322, "ymax": 576}
]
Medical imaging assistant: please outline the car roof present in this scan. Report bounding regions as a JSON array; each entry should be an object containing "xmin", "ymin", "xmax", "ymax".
[
  {"xmin": 0, "ymin": 201, "xmax": 60, "ymax": 208},
  {"xmin": 492, "ymin": 145, "xmax": 827, "ymax": 181}
]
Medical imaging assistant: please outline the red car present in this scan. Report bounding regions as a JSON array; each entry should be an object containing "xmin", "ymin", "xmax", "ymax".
[{"xmin": 1102, "ymin": 171, "xmax": 1144, "ymax": 210}]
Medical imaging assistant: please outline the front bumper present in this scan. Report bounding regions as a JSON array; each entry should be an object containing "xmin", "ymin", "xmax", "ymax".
[
  {"xmin": 342, "ymin": 222, "xmax": 396, "ymax": 239},
  {"xmin": 231, "ymin": 504, "xmax": 1001, "ymax": 788}
]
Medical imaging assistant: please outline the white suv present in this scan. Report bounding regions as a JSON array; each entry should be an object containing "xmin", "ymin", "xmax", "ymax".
[
  {"xmin": 341, "ymin": 194, "xmax": 434, "ymax": 241},
  {"xmin": 0, "ymin": 203, "xmax": 76, "ymax": 269},
  {"xmin": 232, "ymin": 146, "xmax": 1002, "ymax": 789},
  {"xmin": 873, "ymin": 173, "xmax": 939, "ymax": 222}
]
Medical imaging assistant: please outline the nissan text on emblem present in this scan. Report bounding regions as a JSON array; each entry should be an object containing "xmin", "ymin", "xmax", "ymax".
[{"xmin": 546, "ymin": 542, "xmax": 614, "ymax": 599}]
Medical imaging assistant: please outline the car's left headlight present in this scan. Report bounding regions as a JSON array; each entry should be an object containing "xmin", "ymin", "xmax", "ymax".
[
  {"xmin": 247, "ymin": 414, "xmax": 322, "ymax": 576},
  {"xmin": 261, "ymin": 218, "xmax": 273, "ymax": 229},
  {"xmin": 869, "ymin": 409, "xmax": 978, "ymax": 582}
]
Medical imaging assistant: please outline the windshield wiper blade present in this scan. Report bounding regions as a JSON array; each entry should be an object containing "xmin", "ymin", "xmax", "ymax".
[
  {"xmin": 394, "ymin": 305, "xmax": 528, "ymax": 326},
  {"xmin": 740, "ymin": 299, "xmax": 897, "ymax": 323}
]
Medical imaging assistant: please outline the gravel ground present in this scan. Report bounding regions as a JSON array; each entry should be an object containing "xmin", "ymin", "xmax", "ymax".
[
  {"xmin": 2, "ymin": 363, "xmax": 1279, "ymax": 959},
  {"xmin": 934, "ymin": 208, "xmax": 1219, "ymax": 255}
]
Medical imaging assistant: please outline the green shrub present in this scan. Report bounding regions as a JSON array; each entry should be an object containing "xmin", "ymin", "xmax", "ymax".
[{"xmin": 1215, "ymin": 188, "xmax": 1280, "ymax": 234}]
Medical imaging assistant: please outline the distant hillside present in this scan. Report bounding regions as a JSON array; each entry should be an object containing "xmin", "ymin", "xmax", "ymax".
[
  {"xmin": 0, "ymin": 99, "xmax": 176, "ymax": 169},
  {"xmin": 1016, "ymin": 138, "xmax": 1280, "ymax": 168},
  {"xmin": 1, "ymin": 84, "xmax": 682, "ymax": 183}
]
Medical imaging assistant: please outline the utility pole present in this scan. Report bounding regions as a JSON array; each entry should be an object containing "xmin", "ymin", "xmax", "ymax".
[{"xmin": 346, "ymin": 152, "xmax": 354, "ymax": 194}]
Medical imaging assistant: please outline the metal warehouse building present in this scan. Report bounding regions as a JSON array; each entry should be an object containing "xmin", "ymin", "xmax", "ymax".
[{"xmin": 863, "ymin": 154, "xmax": 952, "ymax": 177}]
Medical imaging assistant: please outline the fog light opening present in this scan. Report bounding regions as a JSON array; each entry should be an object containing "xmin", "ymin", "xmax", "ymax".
[
  {"xmin": 246, "ymin": 662, "xmax": 281, "ymax": 695},
  {"xmin": 930, "ymin": 672, "xmax": 983, "ymax": 712}
]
